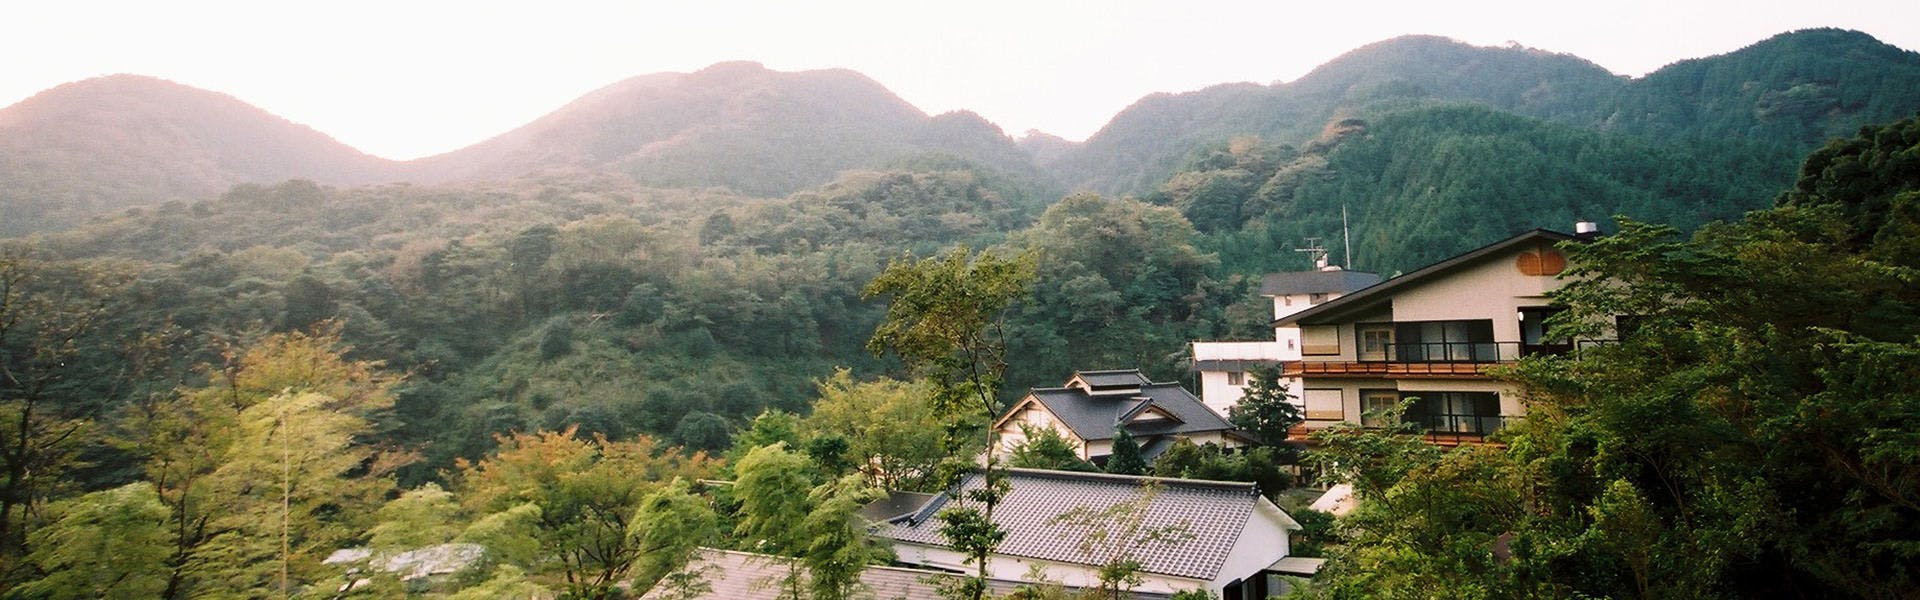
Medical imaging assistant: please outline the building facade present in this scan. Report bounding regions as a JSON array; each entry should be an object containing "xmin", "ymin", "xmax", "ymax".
[
  {"xmin": 994, "ymin": 370, "xmax": 1245, "ymax": 464},
  {"xmin": 1276, "ymin": 228, "xmax": 1599, "ymax": 443}
]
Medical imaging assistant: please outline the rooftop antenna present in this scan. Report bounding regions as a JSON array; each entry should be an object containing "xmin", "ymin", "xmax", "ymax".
[
  {"xmin": 1296, "ymin": 237, "xmax": 1330, "ymax": 271},
  {"xmin": 1342, "ymin": 204, "xmax": 1353, "ymax": 270}
]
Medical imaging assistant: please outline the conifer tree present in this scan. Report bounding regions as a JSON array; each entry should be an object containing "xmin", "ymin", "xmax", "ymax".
[{"xmin": 1105, "ymin": 429, "xmax": 1148, "ymax": 475}]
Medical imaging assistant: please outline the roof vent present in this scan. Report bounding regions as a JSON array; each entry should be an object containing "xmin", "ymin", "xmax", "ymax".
[{"xmin": 1574, "ymin": 221, "xmax": 1601, "ymax": 241}]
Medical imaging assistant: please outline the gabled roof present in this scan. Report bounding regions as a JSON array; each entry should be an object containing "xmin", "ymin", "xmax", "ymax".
[
  {"xmin": 1260, "ymin": 269, "xmax": 1382, "ymax": 296},
  {"xmin": 879, "ymin": 469, "xmax": 1299, "ymax": 581},
  {"xmin": 1274, "ymin": 229, "xmax": 1576, "ymax": 326},
  {"xmin": 1009, "ymin": 382, "xmax": 1232, "ymax": 443},
  {"xmin": 1070, "ymin": 369, "xmax": 1153, "ymax": 390},
  {"xmin": 639, "ymin": 548, "xmax": 1166, "ymax": 600}
]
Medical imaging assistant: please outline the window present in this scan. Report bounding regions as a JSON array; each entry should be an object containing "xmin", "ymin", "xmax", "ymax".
[
  {"xmin": 1403, "ymin": 392, "xmax": 1502, "ymax": 435},
  {"xmin": 1301, "ymin": 325, "xmax": 1340, "ymax": 355},
  {"xmin": 1393, "ymin": 320, "xmax": 1495, "ymax": 362},
  {"xmin": 1520, "ymin": 306, "xmax": 1571, "ymax": 356},
  {"xmin": 1360, "ymin": 390, "xmax": 1398, "ymax": 428},
  {"xmin": 1227, "ymin": 371, "xmax": 1245, "ymax": 386},
  {"xmin": 1303, "ymin": 389, "xmax": 1343, "ymax": 420},
  {"xmin": 1357, "ymin": 323, "xmax": 1393, "ymax": 361}
]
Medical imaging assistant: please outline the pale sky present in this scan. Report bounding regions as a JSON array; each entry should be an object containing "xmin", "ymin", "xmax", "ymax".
[{"xmin": 5, "ymin": 0, "xmax": 1917, "ymax": 161}]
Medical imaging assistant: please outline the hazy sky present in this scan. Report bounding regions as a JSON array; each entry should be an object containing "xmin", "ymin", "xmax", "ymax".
[{"xmin": 6, "ymin": 0, "xmax": 1918, "ymax": 160}]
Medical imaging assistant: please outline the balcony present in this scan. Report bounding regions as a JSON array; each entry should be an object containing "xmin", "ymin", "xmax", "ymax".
[{"xmin": 1286, "ymin": 341, "xmax": 1574, "ymax": 378}]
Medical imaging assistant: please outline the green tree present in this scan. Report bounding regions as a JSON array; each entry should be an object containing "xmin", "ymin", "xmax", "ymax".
[
  {"xmin": 801, "ymin": 369, "xmax": 953, "ymax": 490},
  {"xmin": 127, "ymin": 328, "xmax": 400, "ymax": 599},
  {"xmin": 802, "ymin": 474, "xmax": 888, "ymax": 600},
  {"xmin": 367, "ymin": 483, "xmax": 463, "ymax": 550},
  {"xmin": 628, "ymin": 478, "xmax": 718, "ymax": 595},
  {"xmin": 1104, "ymin": 429, "xmax": 1147, "ymax": 476},
  {"xmin": 0, "ymin": 248, "xmax": 131, "ymax": 570},
  {"xmin": 455, "ymin": 428, "xmax": 713, "ymax": 599},
  {"xmin": 1008, "ymin": 425, "xmax": 1096, "ymax": 472},
  {"xmin": 17, "ymin": 482, "xmax": 172, "ymax": 599},
  {"xmin": 864, "ymin": 245, "xmax": 1033, "ymax": 600},
  {"xmin": 731, "ymin": 443, "xmax": 816, "ymax": 599},
  {"xmin": 1227, "ymin": 365, "xmax": 1302, "ymax": 448}
]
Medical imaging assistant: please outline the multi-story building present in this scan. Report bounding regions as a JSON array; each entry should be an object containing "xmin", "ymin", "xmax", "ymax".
[
  {"xmin": 1195, "ymin": 225, "xmax": 1603, "ymax": 444},
  {"xmin": 1190, "ymin": 268, "xmax": 1379, "ymax": 416},
  {"xmin": 1277, "ymin": 227, "xmax": 1599, "ymax": 444}
]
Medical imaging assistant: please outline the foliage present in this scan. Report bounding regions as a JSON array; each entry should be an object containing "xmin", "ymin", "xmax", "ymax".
[
  {"xmin": 1151, "ymin": 440, "xmax": 1291, "ymax": 496},
  {"xmin": 17, "ymin": 482, "xmax": 171, "ymax": 599},
  {"xmin": 864, "ymin": 245, "xmax": 1033, "ymax": 600},
  {"xmin": 1008, "ymin": 425, "xmax": 1096, "ymax": 472},
  {"xmin": 801, "ymin": 369, "xmax": 954, "ymax": 490},
  {"xmin": 801, "ymin": 474, "xmax": 888, "ymax": 600},
  {"xmin": 453, "ymin": 428, "xmax": 713, "ymax": 600},
  {"xmin": 1227, "ymin": 364, "xmax": 1302, "ymax": 447},
  {"xmin": 1104, "ymin": 429, "xmax": 1147, "ymax": 476},
  {"xmin": 1302, "ymin": 116, "xmax": 1920, "ymax": 598},
  {"xmin": 628, "ymin": 478, "xmax": 718, "ymax": 595}
]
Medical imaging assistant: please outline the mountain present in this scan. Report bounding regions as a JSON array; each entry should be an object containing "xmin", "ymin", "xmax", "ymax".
[
  {"xmin": 1056, "ymin": 29, "xmax": 1920, "ymax": 196},
  {"xmin": 1605, "ymin": 28, "xmax": 1920, "ymax": 141},
  {"xmin": 401, "ymin": 61, "xmax": 1042, "ymax": 197},
  {"xmin": 0, "ymin": 75, "xmax": 393, "ymax": 235}
]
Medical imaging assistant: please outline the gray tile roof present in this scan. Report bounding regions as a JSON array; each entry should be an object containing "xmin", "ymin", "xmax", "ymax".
[
  {"xmin": 1026, "ymin": 382, "xmax": 1233, "ymax": 443},
  {"xmin": 644, "ymin": 548, "xmax": 1173, "ymax": 600},
  {"xmin": 1074, "ymin": 369, "xmax": 1152, "ymax": 389},
  {"xmin": 1260, "ymin": 270, "xmax": 1382, "ymax": 296},
  {"xmin": 879, "ymin": 469, "xmax": 1269, "ymax": 581}
]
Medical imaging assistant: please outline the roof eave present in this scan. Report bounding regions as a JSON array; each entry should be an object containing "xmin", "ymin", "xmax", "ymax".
[{"xmin": 1273, "ymin": 229, "xmax": 1576, "ymax": 327}]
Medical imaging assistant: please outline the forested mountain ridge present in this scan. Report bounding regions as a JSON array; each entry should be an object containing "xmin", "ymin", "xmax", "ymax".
[
  {"xmin": 1058, "ymin": 28, "xmax": 1920, "ymax": 196},
  {"xmin": 401, "ymin": 61, "xmax": 1044, "ymax": 196},
  {"xmin": 0, "ymin": 64, "xmax": 1045, "ymax": 234},
  {"xmin": 0, "ymin": 75, "xmax": 392, "ymax": 235}
]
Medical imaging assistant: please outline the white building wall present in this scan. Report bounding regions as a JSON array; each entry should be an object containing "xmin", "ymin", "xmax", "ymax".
[
  {"xmin": 1381, "ymin": 240, "xmax": 1565, "ymax": 359},
  {"xmin": 890, "ymin": 542, "xmax": 1211, "ymax": 596},
  {"xmin": 1207, "ymin": 499, "xmax": 1297, "ymax": 593}
]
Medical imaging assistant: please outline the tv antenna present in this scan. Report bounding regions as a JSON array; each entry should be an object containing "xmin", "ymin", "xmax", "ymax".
[{"xmin": 1296, "ymin": 238, "xmax": 1330, "ymax": 270}]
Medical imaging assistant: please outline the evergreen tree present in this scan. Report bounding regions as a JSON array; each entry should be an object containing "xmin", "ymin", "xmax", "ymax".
[
  {"xmin": 1227, "ymin": 365, "xmax": 1301, "ymax": 447},
  {"xmin": 1105, "ymin": 429, "xmax": 1147, "ymax": 475}
]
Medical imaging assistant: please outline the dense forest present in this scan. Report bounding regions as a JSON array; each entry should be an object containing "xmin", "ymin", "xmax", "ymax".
[{"xmin": 2, "ymin": 25, "xmax": 1918, "ymax": 599}]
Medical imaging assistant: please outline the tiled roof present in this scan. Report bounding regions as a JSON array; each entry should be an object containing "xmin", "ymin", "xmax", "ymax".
[
  {"xmin": 1074, "ymin": 369, "xmax": 1152, "ymax": 389},
  {"xmin": 643, "ymin": 548, "xmax": 1173, "ymax": 600},
  {"xmin": 1025, "ymin": 382, "xmax": 1232, "ymax": 443},
  {"xmin": 880, "ymin": 469, "xmax": 1268, "ymax": 581},
  {"xmin": 1260, "ymin": 270, "xmax": 1382, "ymax": 296}
]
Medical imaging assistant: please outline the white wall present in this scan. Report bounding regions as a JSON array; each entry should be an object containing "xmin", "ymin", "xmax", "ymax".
[
  {"xmin": 891, "ymin": 542, "xmax": 1211, "ymax": 596},
  {"xmin": 1207, "ymin": 498, "xmax": 1296, "ymax": 593}
]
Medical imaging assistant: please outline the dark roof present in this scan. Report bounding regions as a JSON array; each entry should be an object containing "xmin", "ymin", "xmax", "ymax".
[
  {"xmin": 880, "ymin": 469, "xmax": 1289, "ymax": 581},
  {"xmin": 1260, "ymin": 270, "xmax": 1382, "ymax": 296},
  {"xmin": 1022, "ymin": 382, "xmax": 1232, "ymax": 443},
  {"xmin": 857, "ymin": 490, "xmax": 937, "ymax": 524},
  {"xmin": 640, "ymin": 549, "xmax": 1160, "ymax": 600},
  {"xmin": 1274, "ymin": 229, "xmax": 1576, "ymax": 327},
  {"xmin": 1074, "ymin": 369, "xmax": 1152, "ymax": 389}
]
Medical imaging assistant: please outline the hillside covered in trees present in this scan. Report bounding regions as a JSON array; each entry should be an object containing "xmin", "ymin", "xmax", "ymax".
[{"xmin": 2, "ymin": 24, "xmax": 1919, "ymax": 598}]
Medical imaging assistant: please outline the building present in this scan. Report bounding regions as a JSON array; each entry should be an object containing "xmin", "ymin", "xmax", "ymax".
[
  {"xmin": 637, "ymin": 548, "xmax": 1173, "ymax": 600},
  {"xmin": 1275, "ymin": 227, "xmax": 1600, "ymax": 444},
  {"xmin": 1191, "ymin": 268, "xmax": 1380, "ymax": 416},
  {"xmin": 876, "ymin": 468, "xmax": 1312, "ymax": 599},
  {"xmin": 993, "ymin": 369, "xmax": 1245, "ymax": 464}
]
